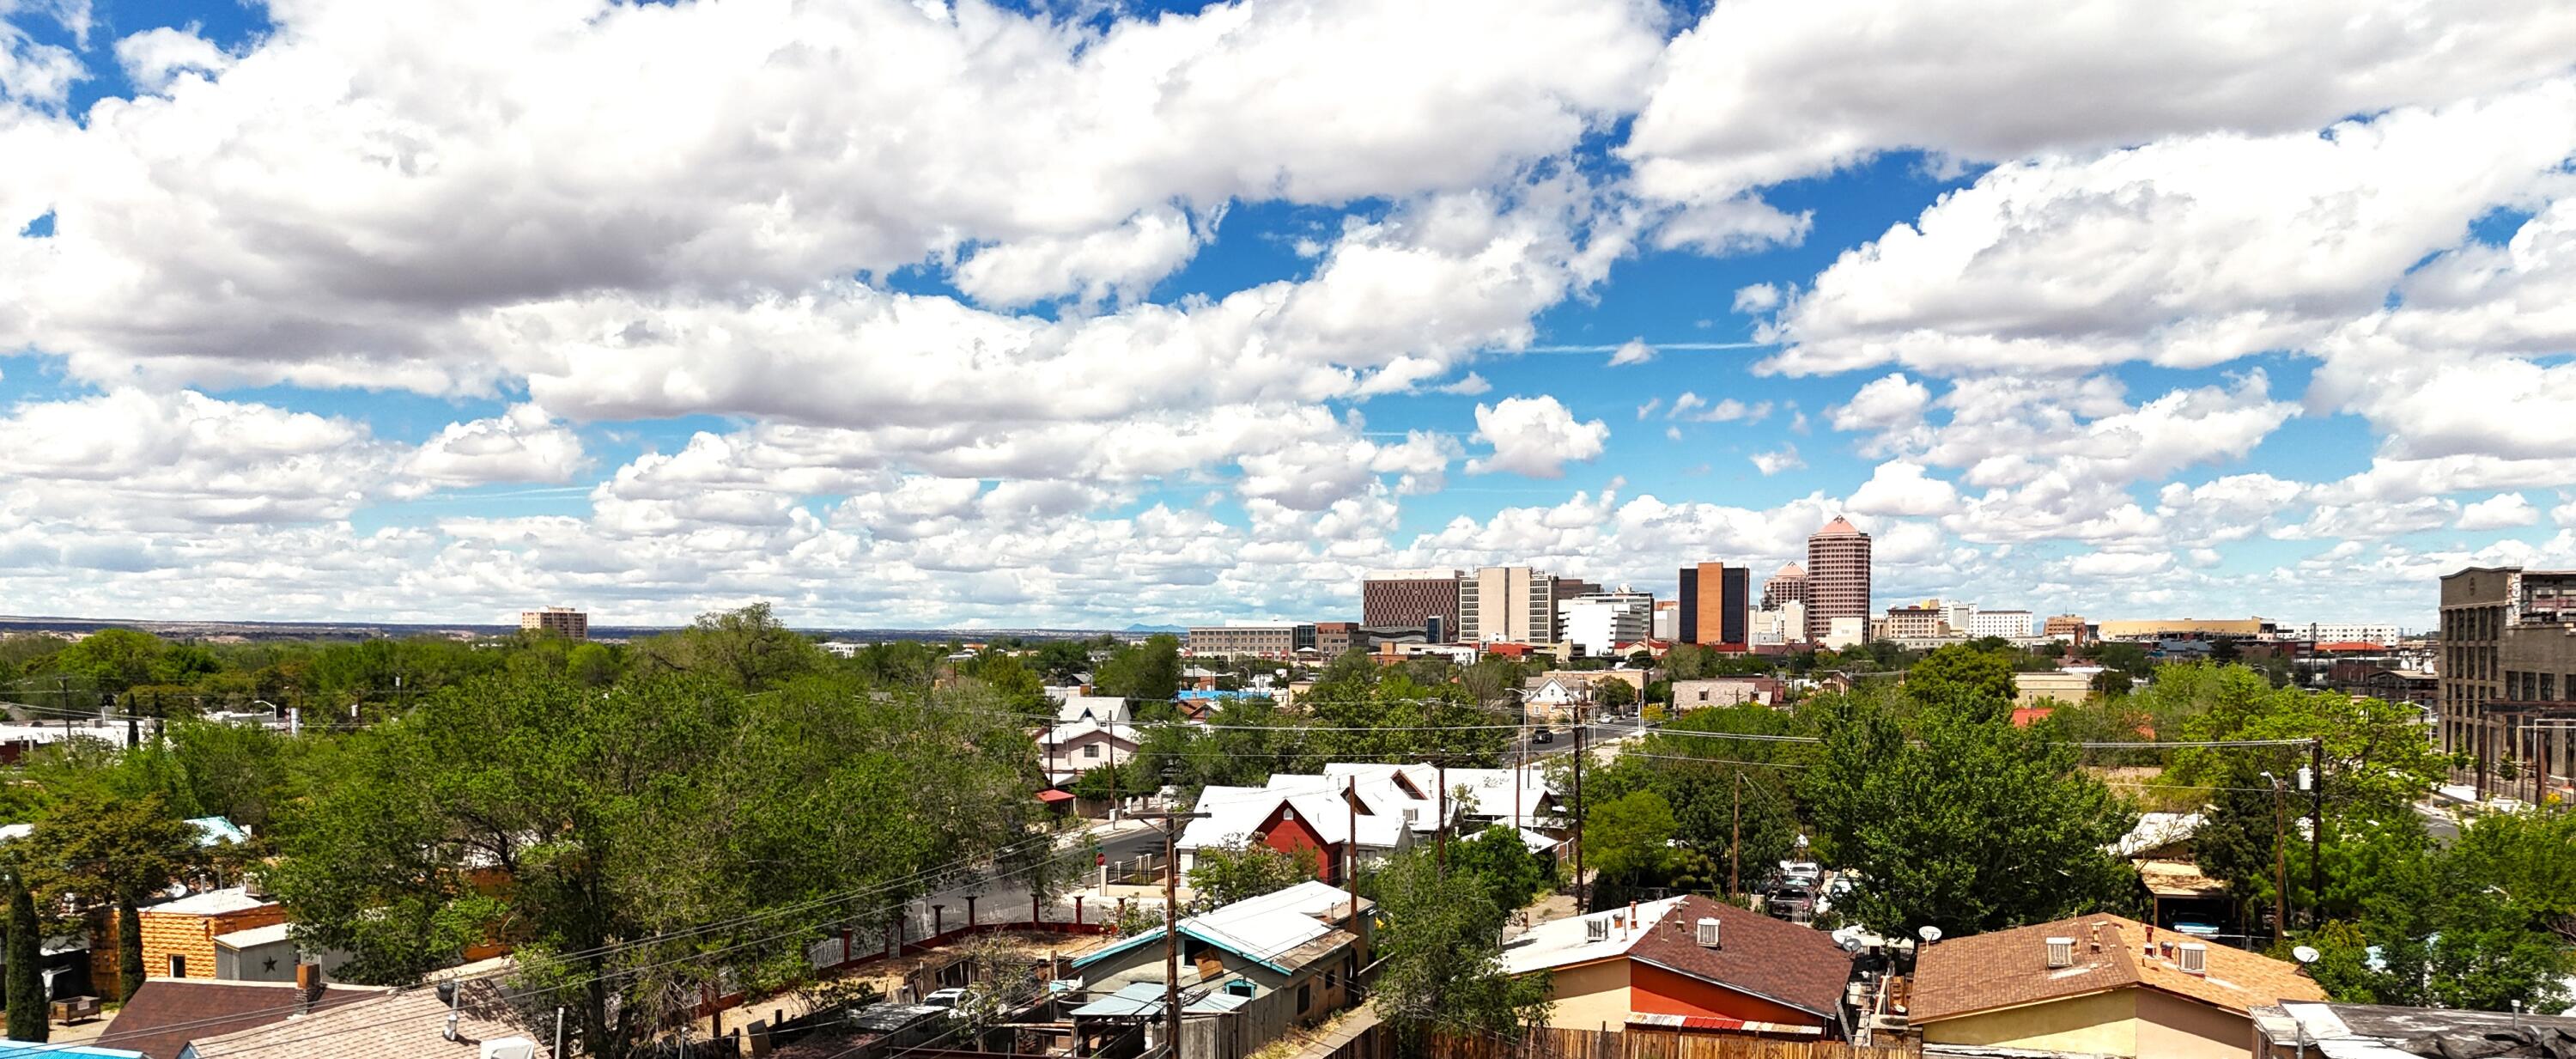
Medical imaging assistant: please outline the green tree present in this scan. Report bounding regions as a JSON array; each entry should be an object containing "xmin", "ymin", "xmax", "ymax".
[
  {"xmin": 1448, "ymin": 825, "xmax": 1548, "ymax": 913},
  {"xmin": 264, "ymin": 668, "xmax": 1047, "ymax": 1059},
  {"xmin": 1594, "ymin": 679, "xmax": 1637, "ymax": 709},
  {"xmin": 1801, "ymin": 690, "xmax": 2137, "ymax": 936},
  {"xmin": 1093, "ymin": 635, "xmax": 1183, "ymax": 701},
  {"xmin": 5, "ymin": 869, "xmax": 41, "ymax": 1042},
  {"xmin": 167, "ymin": 716, "xmax": 296, "ymax": 831},
  {"xmin": 1187, "ymin": 841, "xmax": 1309, "ymax": 910},
  {"xmin": 1370, "ymin": 849, "xmax": 1552, "ymax": 1054},
  {"xmin": 51, "ymin": 629, "xmax": 169, "ymax": 695},
  {"xmin": 627, "ymin": 604, "xmax": 826, "ymax": 691},
  {"xmin": 1583, "ymin": 790, "xmax": 1675, "ymax": 909},
  {"xmin": 33, "ymin": 793, "xmax": 204, "ymax": 1000},
  {"xmin": 1905, "ymin": 646, "xmax": 2018, "ymax": 719}
]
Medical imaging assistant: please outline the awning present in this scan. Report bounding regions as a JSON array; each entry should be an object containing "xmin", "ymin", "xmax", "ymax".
[{"xmin": 1037, "ymin": 789, "xmax": 1077, "ymax": 803}]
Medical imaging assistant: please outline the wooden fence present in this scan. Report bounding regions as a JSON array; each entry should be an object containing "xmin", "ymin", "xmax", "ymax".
[{"xmin": 1303, "ymin": 1025, "xmax": 1917, "ymax": 1059}]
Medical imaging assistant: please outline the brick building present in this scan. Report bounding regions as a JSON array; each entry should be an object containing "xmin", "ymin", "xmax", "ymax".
[{"xmin": 2439, "ymin": 566, "xmax": 2576, "ymax": 799}]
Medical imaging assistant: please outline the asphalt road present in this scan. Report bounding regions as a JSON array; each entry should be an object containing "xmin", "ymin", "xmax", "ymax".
[{"xmin": 1510, "ymin": 716, "xmax": 1659, "ymax": 763}]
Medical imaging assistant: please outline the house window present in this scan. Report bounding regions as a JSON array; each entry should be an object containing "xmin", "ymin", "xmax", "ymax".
[
  {"xmin": 168, "ymin": 954, "xmax": 186, "ymax": 977},
  {"xmin": 1297, "ymin": 983, "xmax": 1311, "ymax": 1013},
  {"xmin": 1083, "ymin": 743, "xmax": 1101, "ymax": 759},
  {"xmin": 1226, "ymin": 980, "xmax": 1256, "ymax": 998}
]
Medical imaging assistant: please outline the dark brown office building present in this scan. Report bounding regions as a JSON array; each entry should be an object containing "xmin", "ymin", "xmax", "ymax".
[{"xmin": 1361, "ymin": 569, "xmax": 1461, "ymax": 642}]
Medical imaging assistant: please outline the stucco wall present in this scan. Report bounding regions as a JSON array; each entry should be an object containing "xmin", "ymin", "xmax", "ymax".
[
  {"xmin": 1921, "ymin": 989, "xmax": 2138, "ymax": 1056},
  {"xmin": 1628, "ymin": 961, "xmax": 1826, "ymax": 1026},
  {"xmin": 1540, "ymin": 959, "xmax": 1632, "ymax": 1030},
  {"xmin": 2136, "ymin": 988, "xmax": 2256, "ymax": 1059}
]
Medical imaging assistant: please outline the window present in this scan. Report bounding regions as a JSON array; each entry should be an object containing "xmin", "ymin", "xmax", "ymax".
[
  {"xmin": 1083, "ymin": 744, "xmax": 1101, "ymax": 759},
  {"xmin": 1297, "ymin": 983, "xmax": 1311, "ymax": 1013},
  {"xmin": 168, "ymin": 954, "xmax": 186, "ymax": 977}
]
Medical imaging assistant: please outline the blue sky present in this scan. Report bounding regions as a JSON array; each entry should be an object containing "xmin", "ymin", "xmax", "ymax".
[{"xmin": 1, "ymin": 0, "xmax": 2573, "ymax": 629}]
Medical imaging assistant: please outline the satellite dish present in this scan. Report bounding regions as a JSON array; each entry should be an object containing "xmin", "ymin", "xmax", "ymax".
[
  {"xmin": 1917, "ymin": 925, "xmax": 1942, "ymax": 943},
  {"xmin": 1840, "ymin": 936, "xmax": 1864, "ymax": 953},
  {"xmin": 2293, "ymin": 946, "xmax": 2320, "ymax": 965}
]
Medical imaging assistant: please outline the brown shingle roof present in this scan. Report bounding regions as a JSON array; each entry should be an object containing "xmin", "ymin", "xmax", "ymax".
[
  {"xmin": 1909, "ymin": 914, "xmax": 2327, "ymax": 1024},
  {"xmin": 184, "ymin": 977, "xmax": 544, "ymax": 1059},
  {"xmin": 1618, "ymin": 895, "xmax": 1856, "ymax": 1019},
  {"xmin": 99, "ymin": 978, "xmax": 387, "ymax": 1059}
]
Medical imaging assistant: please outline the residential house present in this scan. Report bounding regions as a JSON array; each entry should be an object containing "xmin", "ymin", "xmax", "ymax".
[
  {"xmin": 1176, "ymin": 785, "xmax": 1386, "ymax": 884},
  {"xmin": 2111, "ymin": 813, "xmax": 2228, "ymax": 933},
  {"xmin": 102, "ymin": 975, "xmax": 386, "ymax": 1059},
  {"xmin": 1054, "ymin": 695, "xmax": 1132, "ymax": 727},
  {"xmin": 1522, "ymin": 677, "xmax": 1583, "ymax": 722},
  {"xmin": 137, "ymin": 888, "xmax": 288, "ymax": 982},
  {"xmin": 1671, "ymin": 678, "xmax": 1783, "ymax": 709},
  {"xmin": 1040, "ymin": 719, "xmax": 1139, "ymax": 788},
  {"xmin": 1069, "ymin": 881, "xmax": 1368, "ymax": 1027},
  {"xmin": 1908, "ymin": 913, "xmax": 2328, "ymax": 1059},
  {"xmin": 1499, "ymin": 894, "xmax": 1854, "ymax": 1035},
  {"xmin": 177, "ymin": 975, "xmax": 550, "ymax": 1059}
]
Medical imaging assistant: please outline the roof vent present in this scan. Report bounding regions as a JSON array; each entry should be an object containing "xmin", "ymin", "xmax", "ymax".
[
  {"xmin": 1697, "ymin": 918, "xmax": 1722, "ymax": 949},
  {"xmin": 480, "ymin": 1039, "xmax": 538, "ymax": 1059},
  {"xmin": 1584, "ymin": 916, "xmax": 1610, "ymax": 942},
  {"xmin": 2177, "ymin": 942, "xmax": 2208, "ymax": 975},
  {"xmin": 2044, "ymin": 936, "xmax": 2075, "ymax": 968}
]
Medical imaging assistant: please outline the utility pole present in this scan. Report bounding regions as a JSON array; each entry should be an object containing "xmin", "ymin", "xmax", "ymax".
[
  {"xmin": 1572, "ymin": 704, "xmax": 1587, "ymax": 912},
  {"xmin": 2308, "ymin": 739, "xmax": 2324, "ymax": 930},
  {"xmin": 2271, "ymin": 774, "xmax": 2288, "ymax": 944},
  {"xmin": 1437, "ymin": 759, "xmax": 1449, "ymax": 877},
  {"xmin": 1127, "ymin": 809, "xmax": 1207, "ymax": 1057},
  {"xmin": 1729, "ymin": 772, "xmax": 1741, "ymax": 901}
]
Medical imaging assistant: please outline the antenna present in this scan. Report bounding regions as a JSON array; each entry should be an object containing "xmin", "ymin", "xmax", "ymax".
[{"xmin": 2292, "ymin": 945, "xmax": 2319, "ymax": 965}]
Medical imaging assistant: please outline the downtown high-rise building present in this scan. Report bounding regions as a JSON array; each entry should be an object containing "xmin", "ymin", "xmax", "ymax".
[
  {"xmin": 1761, "ymin": 563, "xmax": 1808, "ymax": 610},
  {"xmin": 1805, "ymin": 516, "xmax": 1873, "ymax": 643},
  {"xmin": 1676, "ymin": 563, "xmax": 1750, "ymax": 647},
  {"xmin": 1360, "ymin": 568, "xmax": 1461, "ymax": 642},
  {"xmin": 1458, "ymin": 566, "xmax": 1558, "ymax": 644}
]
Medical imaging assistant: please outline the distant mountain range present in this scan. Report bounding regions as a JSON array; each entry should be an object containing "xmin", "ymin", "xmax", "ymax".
[{"xmin": 1122, "ymin": 624, "xmax": 1188, "ymax": 634}]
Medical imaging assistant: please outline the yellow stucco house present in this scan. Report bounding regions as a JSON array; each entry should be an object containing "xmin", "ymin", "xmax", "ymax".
[{"xmin": 1908, "ymin": 914, "xmax": 2327, "ymax": 1059}]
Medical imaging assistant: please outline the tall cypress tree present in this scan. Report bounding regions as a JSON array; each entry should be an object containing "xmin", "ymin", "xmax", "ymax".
[{"xmin": 6, "ymin": 870, "xmax": 46, "ymax": 1043}]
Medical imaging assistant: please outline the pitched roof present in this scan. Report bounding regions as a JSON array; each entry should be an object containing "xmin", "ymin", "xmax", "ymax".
[
  {"xmin": 101, "ymin": 978, "xmax": 387, "ymax": 1059},
  {"xmin": 1072, "ymin": 880, "xmax": 1368, "ymax": 976},
  {"xmin": 1909, "ymin": 914, "xmax": 2326, "ymax": 1024},
  {"xmin": 183, "ymin": 977, "xmax": 545, "ymax": 1059},
  {"xmin": 1501, "ymin": 895, "xmax": 1854, "ymax": 1018},
  {"xmin": 143, "ymin": 887, "xmax": 274, "ymax": 917},
  {"xmin": 1772, "ymin": 563, "xmax": 1807, "ymax": 578},
  {"xmin": 1811, "ymin": 516, "xmax": 1863, "ymax": 538}
]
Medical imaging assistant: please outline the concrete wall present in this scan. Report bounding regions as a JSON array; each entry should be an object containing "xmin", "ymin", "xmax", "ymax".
[
  {"xmin": 1921, "ymin": 989, "xmax": 2137, "ymax": 1056},
  {"xmin": 1538, "ymin": 959, "xmax": 1631, "ymax": 1030}
]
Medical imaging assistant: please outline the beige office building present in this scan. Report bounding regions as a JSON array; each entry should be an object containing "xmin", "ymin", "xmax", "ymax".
[
  {"xmin": 2438, "ymin": 566, "xmax": 2576, "ymax": 798},
  {"xmin": 520, "ymin": 606, "xmax": 589, "ymax": 639},
  {"xmin": 1459, "ymin": 566, "xmax": 1558, "ymax": 645}
]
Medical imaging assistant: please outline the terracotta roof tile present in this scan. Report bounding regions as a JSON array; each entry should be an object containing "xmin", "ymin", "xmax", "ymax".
[{"xmin": 1910, "ymin": 914, "xmax": 2325, "ymax": 1024}]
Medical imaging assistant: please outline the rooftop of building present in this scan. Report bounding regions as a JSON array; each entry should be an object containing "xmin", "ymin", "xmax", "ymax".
[
  {"xmin": 1498, "ymin": 893, "xmax": 1854, "ymax": 1018},
  {"xmin": 1810, "ymin": 516, "xmax": 1865, "ymax": 538},
  {"xmin": 101, "ymin": 977, "xmax": 391, "ymax": 1059},
  {"xmin": 1909, "ymin": 913, "xmax": 2325, "ymax": 1024},
  {"xmin": 144, "ymin": 886, "xmax": 275, "ymax": 917}
]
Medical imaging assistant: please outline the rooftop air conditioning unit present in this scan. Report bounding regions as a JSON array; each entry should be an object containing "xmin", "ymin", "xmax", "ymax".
[
  {"xmin": 2044, "ymin": 936, "xmax": 2075, "ymax": 968},
  {"xmin": 1697, "ymin": 918, "xmax": 1722, "ymax": 948},
  {"xmin": 1584, "ymin": 916, "xmax": 1610, "ymax": 942},
  {"xmin": 481, "ymin": 1039, "xmax": 538, "ymax": 1059},
  {"xmin": 2177, "ymin": 942, "xmax": 2208, "ymax": 975}
]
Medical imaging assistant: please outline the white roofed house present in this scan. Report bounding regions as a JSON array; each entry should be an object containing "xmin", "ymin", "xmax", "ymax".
[
  {"xmin": 1040, "ymin": 719, "xmax": 1139, "ymax": 788},
  {"xmin": 1068, "ymin": 881, "xmax": 1370, "ymax": 1044},
  {"xmin": 1054, "ymin": 694, "xmax": 1133, "ymax": 727}
]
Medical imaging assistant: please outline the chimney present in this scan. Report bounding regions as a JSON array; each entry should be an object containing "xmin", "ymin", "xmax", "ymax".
[{"xmin": 295, "ymin": 962, "xmax": 324, "ymax": 1013}]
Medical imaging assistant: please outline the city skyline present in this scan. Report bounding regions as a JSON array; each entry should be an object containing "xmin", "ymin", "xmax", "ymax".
[{"xmin": 3, "ymin": 1, "xmax": 2575, "ymax": 630}]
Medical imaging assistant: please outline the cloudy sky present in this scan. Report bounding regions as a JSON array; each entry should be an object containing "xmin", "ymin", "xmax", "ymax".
[{"xmin": 3, "ymin": 0, "xmax": 2574, "ymax": 630}]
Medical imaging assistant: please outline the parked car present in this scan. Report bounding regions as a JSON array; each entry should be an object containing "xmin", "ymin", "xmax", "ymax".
[
  {"xmin": 1532, "ymin": 727, "xmax": 1554, "ymax": 744},
  {"xmin": 921, "ymin": 988, "xmax": 967, "ymax": 1010}
]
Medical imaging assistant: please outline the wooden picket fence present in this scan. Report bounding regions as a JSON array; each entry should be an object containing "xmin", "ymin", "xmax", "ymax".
[{"xmin": 1310, "ymin": 1026, "xmax": 1917, "ymax": 1059}]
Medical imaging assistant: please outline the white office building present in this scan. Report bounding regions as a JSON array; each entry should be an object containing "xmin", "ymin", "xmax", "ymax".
[
  {"xmin": 1558, "ymin": 591, "xmax": 1652, "ymax": 656},
  {"xmin": 1967, "ymin": 610, "xmax": 2034, "ymax": 639}
]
